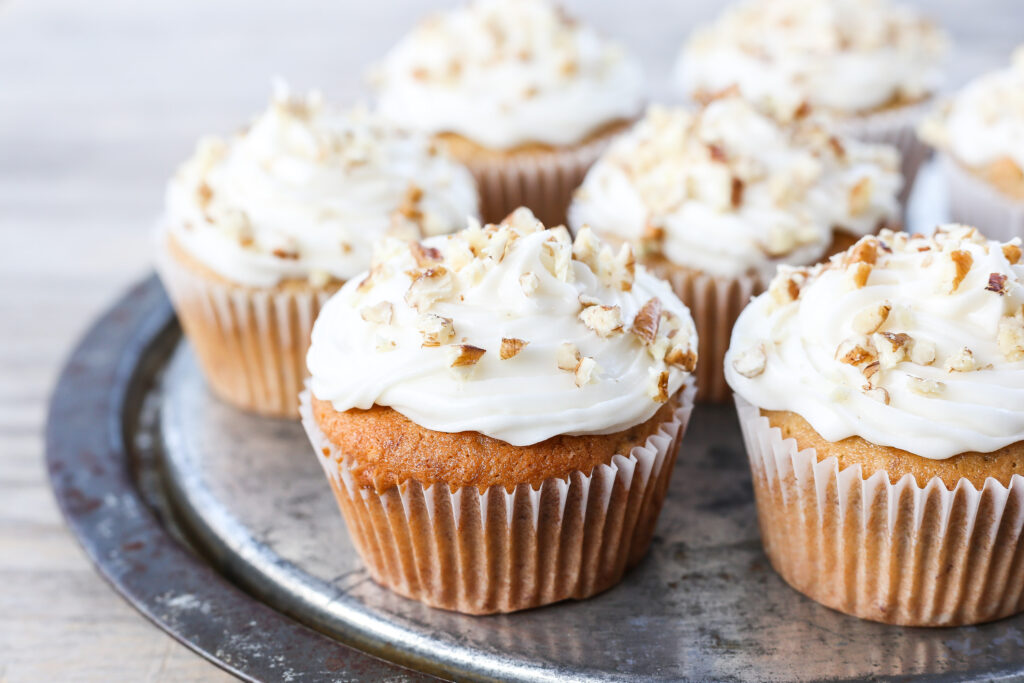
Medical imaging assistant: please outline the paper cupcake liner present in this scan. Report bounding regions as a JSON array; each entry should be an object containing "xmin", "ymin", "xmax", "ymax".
[
  {"xmin": 940, "ymin": 154, "xmax": 1024, "ymax": 242},
  {"xmin": 647, "ymin": 262, "xmax": 763, "ymax": 403},
  {"xmin": 735, "ymin": 395, "xmax": 1024, "ymax": 626},
  {"xmin": 156, "ymin": 238, "xmax": 336, "ymax": 418},
  {"xmin": 458, "ymin": 131, "xmax": 619, "ymax": 228},
  {"xmin": 300, "ymin": 385, "xmax": 695, "ymax": 615},
  {"xmin": 833, "ymin": 101, "xmax": 932, "ymax": 210}
]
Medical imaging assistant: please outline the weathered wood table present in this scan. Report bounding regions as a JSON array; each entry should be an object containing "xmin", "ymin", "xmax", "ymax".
[{"xmin": 2, "ymin": 0, "xmax": 1020, "ymax": 679}]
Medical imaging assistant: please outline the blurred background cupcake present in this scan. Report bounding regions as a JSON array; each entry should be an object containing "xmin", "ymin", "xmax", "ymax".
[
  {"xmin": 370, "ymin": 0, "xmax": 645, "ymax": 226},
  {"xmin": 920, "ymin": 46, "xmax": 1024, "ymax": 241},
  {"xmin": 674, "ymin": 0, "xmax": 948, "ymax": 206},
  {"xmin": 157, "ymin": 85, "xmax": 479, "ymax": 417},
  {"xmin": 302, "ymin": 208, "xmax": 697, "ymax": 614},
  {"xmin": 568, "ymin": 96, "xmax": 902, "ymax": 401},
  {"xmin": 726, "ymin": 225, "xmax": 1024, "ymax": 625}
]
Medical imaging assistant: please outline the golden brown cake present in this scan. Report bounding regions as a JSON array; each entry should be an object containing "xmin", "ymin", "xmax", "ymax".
[{"xmin": 301, "ymin": 208, "xmax": 699, "ymax": 613}]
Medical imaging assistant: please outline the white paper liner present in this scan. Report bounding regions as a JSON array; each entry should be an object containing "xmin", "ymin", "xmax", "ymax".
[
  {"xmin": 939, "ymin": 153, "xmax": 1024, "ymax": 242},
  {"xmin": 458, "ymin": 130, "xmax": 619, "ymax": 228},
  {"xmin": 833, "ymin": 100, "xmax": 933, "ymax": 211},
  {"xmin": 156, "ymin": 237, "xmax": 336, "ymax": 418},
  {"xmin": 734, "ymin": 394, "xmax": 1024, "ymax": 626},
  {"xmin": 649, "ymin": 262, "xmax": 763, "ymax": 403},
  {"xmin": 300, "ymin": 385, "xmax": 695, "ymax": 614}
]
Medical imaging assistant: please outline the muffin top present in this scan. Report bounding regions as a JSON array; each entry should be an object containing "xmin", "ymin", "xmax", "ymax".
[
  {"xmin": 568, "ymin": 98, "xmax": 902, "ymax": 281},
  {"xmin": 725, "ymin": 225, "xmax": 1024, "ymax": 459},
  {"xmin": 369, "ymin": 0, "xmax": 644, "ymax": 150},
  {"xmin": 921, "ymin": 47, "xmax": 1024, "ymax": 179},
  {"xmin": 307, "ymin": 208, "xmax": 698, "ymax": 447},
  {"xmin": 164, "ymin": 86, "xmax": 479, "ymax": 288},
  {"xmin": 676, "ymin": 0, "xmax": 946, "ymax": 118}
]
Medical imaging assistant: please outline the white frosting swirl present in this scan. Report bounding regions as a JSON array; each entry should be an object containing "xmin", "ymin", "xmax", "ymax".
[
  {"xmin": 921, "ymin": 47, "xmax": 1024, "ymax": 172},
  {"xmin": 370, "ymin": 0, "xmax": 645, "ymax": 149},
  {"xmin": 676, "ymin": 0, "xmax": 946, "ymax": 117},
  {"xmin": 308, "ymin": 209, "xmax": 698, "ymax": 446},
  {"xmin": 568, "ymin": 100, "xmax": 902, "ymax": 281},
  {"xmin": 165, "ymin": 87, "xmax": 479, "ymax": 287},
  {"xmin": 726, "ymin": 225, "xmax": 1024, "ymax": 459}
]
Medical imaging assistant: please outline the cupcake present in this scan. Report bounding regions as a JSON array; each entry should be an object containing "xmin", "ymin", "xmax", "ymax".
[
  {"xmin": 568, "ymin": 97, "xmax": 902, "ymax": 402},
  {"xmin": 920, "ymin": 47, "xmax": 1024, "ymax": 241},
  {"xmin": 157, "ymin": 87, "xmax": 479, "ymax": 417},
  {"xmin": 370, "ymin": 0, "xmax": 644, "ymax": 227},
  {"xmin": 725, "ymin": 225, "xmax": 1024, "ymax": 626},
  {"xmin": 301, "ymin": 208, "xmax": 697, "ymax": 614},
  {"xmin": 675, "ymin": 0, "xmax": 947, "ymax": 204}
]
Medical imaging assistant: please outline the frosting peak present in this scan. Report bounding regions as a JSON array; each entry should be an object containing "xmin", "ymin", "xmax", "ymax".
[
  {"xmin": 307, "ymin": 208, "xmax": 698, "ymax": 446},
  {"xmin": 676, "ymin": 0, "xmax": 947, "ymax": 117},
  {"xmin": 568, "ymin": 99, "xmax": 902, "ymax": 280},
  {"xmin": 726, "ymin": 225, "xmax": 1024, "ymax": 459},
  {"xmin": 165, "ymin": 86, "xmax": 479, "ymax": 287},
  {"xmin": 370, "ymin": 0, "xmax": 645, "ymax": 149}
]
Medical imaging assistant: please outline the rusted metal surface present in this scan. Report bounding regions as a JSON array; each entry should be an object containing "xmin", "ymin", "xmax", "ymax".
[{"xmin": 45, "ymin": 275, "xmax": 433, "ymax": 682}]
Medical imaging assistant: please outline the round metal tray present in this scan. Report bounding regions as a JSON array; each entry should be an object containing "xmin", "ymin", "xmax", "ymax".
[{"xmin": 46, "ymin": 163, "xmax": 1024, "ymax": 680}]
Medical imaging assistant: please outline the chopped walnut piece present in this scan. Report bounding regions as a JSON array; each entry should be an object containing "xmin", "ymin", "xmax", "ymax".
[
  {"xmin": 1003, "ymin": 243, "xmax": 1022, "ymax": 265},
  {"xmin": 447, "ymin": 344, "xmax": 485, "ymax": 367},
  {"xmin": 836, "ymin": 336, "xmax": 876, "ymax": 367},
  {"xmin": 846, "ymin": 237, "xmax": 879, "ymax": 266},
  {"xmin": 499, "ymin": 337, "xmax": 528, "ymax": 360},
  {"xmin": 519, "ymin": 271, "xmax": 540, "ymax": 296},
  {"xmin": 410, "ymin": 242, "xmax": 443, "ymax": 268},
  {"xmin": 360, "ymin": 301, "xmax": 394, "ymax": 325},
  {"xmin": 631, "ymin": 298, "xmax": 662, "ymax": 345},
  {"xmin": 907, "ymin": 375, "xmax": 945, "ymax": 397},
  {"xmin": 575, "ymin": 357, "xmax": 600, "ymax": 387},
  {"xmin": 732, "ymin": 344, "xmax": 767, "ymax": 378},
  {"xmin": 417, "ymin": 313, "xmax": 455, "ymax": 347},
  {"xmin": 666, "ymin": 346, "xmax": 698, "ymax": 373},
  {"xmin": 947, "ymin": 250, "xmax": 974, "ymax": 292},
  {"xmin": 945, "ymin": 347, "xmax": 977, "ymax": 373},
  {"xmin": 848, "ymin": 262, "xmax": 873, "ymax": 289},
  {"xmin": 847, "ymin": 177, "xmax": 873, "ymax": 217},
  {"xmin": 851, "ymin": 302, "xmax": 891, "ymax": 335},
  {"xmin": 987, "ymin": 273, "xmax": 1009, "ymax": 295},
  {"xmin": 647, "ymin": 369, "xmax": 670, "ymax": 403},
  {"xmin": 863, "ymin": 386, "xmax": 890, "ymax": 405},
  {"xmin": 557, "ymin": 342, "xmax": 582, "ymax": 371},
  {"xmin": 873, "ymin": 332, "xmax": 910, "ymax": 368},
  {"xmin": 405, "ymin": 267, "xmax": 453, "ymax": 312},
  {"xmin": 909, "ymin": 338, "xmax": 937, "ymax": 366},
  {"xmin": 998, "ymin": 312, "xmax": 1024, "ymax": 362},
  {"xmin": 579, "ymin": 305, "xmax": 623, "ymax": 337}
]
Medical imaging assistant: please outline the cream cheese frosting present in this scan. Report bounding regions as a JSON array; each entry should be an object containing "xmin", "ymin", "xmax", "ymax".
[
  {"xmin": 920, "ymin": 46, "xmax": 1024, "ymax": 174},
  {"xmin": 369, "ymin": 0, "xmax": 645, "ymax": 149},
  {"xmin": 725, "ymin": 225, "xmax": 1024, "ymax": 459},
  {"xmin": 307, "ymin": 208, "xmax": 698, "ymax": 446},
  {"xmin": 676, "ymin": 0, "xmax": 946, "ymax": 118},
  {"xmin": 164, "ymin": 86, "xmax": 479, "ymax": 288},
  {"xmin": 568, "ymin": 99, "xmax": 902, "ymax": 281}
]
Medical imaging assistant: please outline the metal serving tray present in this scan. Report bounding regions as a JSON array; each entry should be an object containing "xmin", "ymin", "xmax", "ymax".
[{"xmin": 46, "ymin": 164, "xmax": 1024, "ymax": 681}]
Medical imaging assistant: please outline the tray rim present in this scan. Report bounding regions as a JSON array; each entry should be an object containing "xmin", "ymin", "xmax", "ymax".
[{"xmin": 44, "ymin": 274, "xmax": 433, "ymax": 682}]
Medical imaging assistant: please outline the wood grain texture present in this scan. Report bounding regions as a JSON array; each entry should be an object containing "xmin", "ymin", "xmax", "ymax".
[{"xmin": 0, "ymin": 0, "xmax": 1020, "ymax": 679}]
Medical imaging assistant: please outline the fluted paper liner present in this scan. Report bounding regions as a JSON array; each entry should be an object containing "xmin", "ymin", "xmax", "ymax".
[
  {"xmin": 940, "ymin": 153, "xmax": 1024, "ymax": 242},
  {"xmin": 156, "ymin": 238, "xmax": 336, "ymax": 418},
  {"xmin": 833, "ymin": 101, "xmax": 932, "ymax": 209},
  {"xmin": 648, "ymin": 262, "xmax": 762, "ymax": 403},
  {"xmin": 456, "ymin": 131, "xmax": 618, "ymax": 228},
  {"xmin": 735, "ymin": 395, "xmax": 1024, "ymax": 626},
  {"xmin": 300, "ymin": 386, "xmax": 694, "ymax": 614}
]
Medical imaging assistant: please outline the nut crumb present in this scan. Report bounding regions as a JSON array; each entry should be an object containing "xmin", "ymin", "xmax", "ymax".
[
  {"xmin": 500, "ymin": 337, "xmax": 528, "ymax": 360},
  {"xmin": 907, "ymin": 375, "xmax": 945, "ymax": 397},
  {"xmin": 417, "ymin": 313, "xmax": 455, "ymax": 347},
  {"xmin": 851, "ymin": 302, "xmax": 891, "ymax": 335},
  {"xmin": 732, "ymin": 344, "xmax": 767, "ymax": 378},
  {"xmin": 579, "ymin": 305, "xmax": 623, "ymax": 337},
  {"xmin": 447, "ymin": 344, "xmax": 485, "ymax": 367},
  {"xmin": 557, "ymin": 342, "xmax": 581, "ymax": 371},
  {"xmin": 360, "ymin": 301, "xmax": 393, "ymax": 325},
  {"xmin": 631, "ymin": 298, "xmax": 662, "ymax": 345}
]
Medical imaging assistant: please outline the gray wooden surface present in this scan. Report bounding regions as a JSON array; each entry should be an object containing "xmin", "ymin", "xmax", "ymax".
[{"xmin": 1, "ymin": 0, "xmax": 1020, "ymax": 680}]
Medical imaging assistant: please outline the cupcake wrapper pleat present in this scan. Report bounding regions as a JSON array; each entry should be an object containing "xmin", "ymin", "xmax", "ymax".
[
  {"xmin": 464, "ymin": 133, "xmax": 616, "ymax": 228},
  {"xmin": 833, "ymin": 102, "xmax": 932, "ymax": 211},
  {"xmin": 735, "ymin": 394, "xmax": 1024, "ymax": 626},
  {"xmin": 940, "ymin": 153, "xmax": 1024, "ymax": 242},
  {"xmin": 650, "ymin": 264, "xmax": 762, "ymax": 403},
  {"xmin": 156, "ymin": 239, "xmax": 335, "ymax": 418},
  {"xmin": 300, "ymin": 386, "xmax": 694, "ymax": 614}
]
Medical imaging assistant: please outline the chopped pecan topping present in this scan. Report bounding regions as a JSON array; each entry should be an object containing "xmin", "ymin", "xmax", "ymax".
[
  {"xmin": 417, "ymin": 313, "xmax": 455, "ymax": 347},
  {"xmin": 666, "ymin": 346, "xmax": 698, "ymax": 373},
  {"xmin": 631, "ymin": 298, "xmax": 662, "ymax": 345},
  {"xmin": 519, "ymin": 271, "xmax": 540, "ymax": 296},
  {"xmin": 944, "ymin": 347, "xmax": 977, "ymax": 373},
  {"xmin": 848, "ymin": 177, "xmax": 872, "ymax": 217},
  {"xmin": 848, "ymin": 262, "xmax": 872, "ymax": 289},
  {"xmin": 405, "ymin": 267, "xmax": 453, "ymax": 312},
  {"xmin": 730, "ymin": 177, "xmax": 744, "ymax": 209},
  {"xmin": 836, "ymin": 337, "xmax": 875, "ymax": 366},
  {"xmin": 557, "ymin": 342, "xmax": 582, "ymax": 371},
  {"xmin": 410, "ymin": 242, "xmax": 443, "ymax": 268},
  {"xmin": 732, "ymin": 344, "xmax": 767, "ymax": 378},
  {"xmin": 499, "ymin": 337, "xmax": 528, "ymax": 360},
  {"xmin": 863, "ymin": 386, "xmax": 890, "ymax": 405},
  {"xmin": 851, "ymin": 302, "xmax": 891, "ymax": 335},
  {"xmin": 447, "ymin": 344, "xmax": 485, "ymax": 367},
  {"xmin": 909, "ymin": 338, "xmax": 937, "ymax": 366},
  {"xmin": 847, "ymin": 237, "xmax": 879, "ymax": 266},
  {"xmin": 948, "ymin": 249, "xmax": 973, "ymax": 292},
  {"xmin": 998, "ymin": 312, "xmax": 1024, "ymax": 362},
  {"xmin": 986, "ymin": 273, "xmax": 1009, "ymax": 295},
  {"xmin": 575, "ymin": 357, "xmax": 600, "ymax": 387},
  {"xmin": 579, "ymin": 305, "xmax": 623, "ymax": 337},
  {"xmin": 360, "ymin": 301, "xmax": 393, "ymax": 325},
  {"xmin": 647, "ymin": 369, "xmax": 670, "ymax": 403},
  {"xmin": 907, "ymin": 375, "xmax": 945, "ymax": 397},
  {"xmin": 1003, "ymin": 243, "xmax": 1022, "ymax": 265},
  {"xmin": 272, "ymin": 247, "xmax": 300, "ymax": 260}
]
